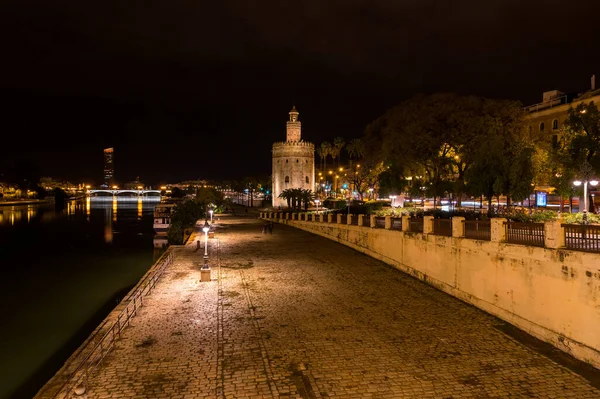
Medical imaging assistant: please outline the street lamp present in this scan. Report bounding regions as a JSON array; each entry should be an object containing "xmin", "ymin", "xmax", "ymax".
[
  {"xmin": 315, "ymin": 199, "xmax": 320, "ymax": 213},
  {"xmin": 389, "ymin": 195, "xmax": 397, "ymax": 215},
  {"xmin": 209, "ymin": 209, "xmax": 214, "ymax": 223},
  {"xmin": 369, "ymin": 188, "xmax": 374, "ymax": 200},
  {"xmin": 574, "ymin": 179, "xmax": 599, "ymax": 220},
  {"xmin": 202, "ymin": 220, "xmax": 210, "ymax": 258}
]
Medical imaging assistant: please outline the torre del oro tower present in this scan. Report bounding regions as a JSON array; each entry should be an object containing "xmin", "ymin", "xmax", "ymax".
[{"xmin": 271, "ymin": 106, "xmax": 315, "ymax": 208}]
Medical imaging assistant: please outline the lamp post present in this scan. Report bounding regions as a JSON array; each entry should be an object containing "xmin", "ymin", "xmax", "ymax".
[
  {"xmin": 369, "ymin": 188, "xmax": 374, "ymax": 200},
  {"xmin": 315, "ymin": 199, "xmax": 320, "ymax": 213},
  {"xmin": 200, "ymin": 220, "xmax": 211, "ymax": 281},
  {"xmin": 573, "ymin": 179, "xmax": 599, "ymax": 222},
  {"xmin": 209, "ymin": 209, "xmax": 214, "ymax": 223},
  {"xmin": 202, "ymin": 220, "xmax": 210, "ymax": 258}
]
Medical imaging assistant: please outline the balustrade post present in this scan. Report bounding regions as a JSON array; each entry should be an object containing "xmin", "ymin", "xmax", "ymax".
[
  {"xmin": 370, "ymin": 214, "xmax": 376, "ymax": 228},
  {"xmin": 491, "ymin": 218, "xmax": 507, "ymax": 242},
  {"xmin": 384, "ymin": 215, "xmax": 392, "ymax": 229},
  {"xmin": 328, "ymin": 214, "xmax": 333, "ymax": 223},
  {"xmin": 336, "ymin": 214, "xmax": 343, "ymax": 224},
  {"xmin": 347, "ymin": 214, "xmax": 353, "ymax": 225},
  {"xmin": 423, "ymin": 216, "xmax": 434, "ymax": 234},
  {"xmin": 358, "ymin": 214, "xmax": 365, "ymax": 226},
  {"xmin": 544, "ymin": 220, "xmax": 565, "ymax": 249},
  {"xmin": 401, "ymin": 215, "xmax": 410, "ymax": 231},
  {"xmin": 452, "ymin": 217, "xmax": 465, "ymax": 238}
]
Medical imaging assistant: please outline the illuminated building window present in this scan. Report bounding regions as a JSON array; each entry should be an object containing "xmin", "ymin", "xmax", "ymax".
[
  {"xmin": 552, "ymin": 119, "xmax": 559, "ymax": 130},
  {"xmin": 539, "ymin": 122, "xmax": 545, "ymax": 131}
]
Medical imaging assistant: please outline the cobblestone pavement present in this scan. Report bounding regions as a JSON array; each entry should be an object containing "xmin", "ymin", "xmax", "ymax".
[{"xmin": 83, "ymin": 215, "xmax": 600, "ymax": 398}]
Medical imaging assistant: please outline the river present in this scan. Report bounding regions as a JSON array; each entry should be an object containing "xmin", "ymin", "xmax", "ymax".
[{"xmin": 0, "ymin": 197, "xmax": 164, "ymax": 399}]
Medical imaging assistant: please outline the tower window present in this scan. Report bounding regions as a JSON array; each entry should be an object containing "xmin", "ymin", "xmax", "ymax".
[
  {"xmin": 540, "ymin": 122, "xmax": 545, "ymax": 132},
  {"xmin": 552, "ymin": 119, "xmax": 559, "ymax": 130},
  {"xmin": 285, "ymin": 176, "xmax": 290, "ymax": 184},
  {"xmin": 305, "ymin": 176, "xmax": 309, "ymax": 183},
  {"xmin": 286, "ymin": 159, "xmax": 288, "ymax": 163},
  {"xmin": 552, "ymin": 134, "xmax": 558, "ymax": 149},
  {"xmin": 296, "ymin": 159, "xmax": 299, "ymax": 163}
]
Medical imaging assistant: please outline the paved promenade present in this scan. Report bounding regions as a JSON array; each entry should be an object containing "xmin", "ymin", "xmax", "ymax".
[{"xmin": 81, "ymin": 214, "xmax": 600, "ymax": 398}]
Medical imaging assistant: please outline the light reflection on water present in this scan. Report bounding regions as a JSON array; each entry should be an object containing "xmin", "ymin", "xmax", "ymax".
[
  {"xmin": 0, "ymin": 196, "xmax": 164, "ymax": 399},
  {"xmin": 0, "ymin": 196, "xmax": 161, "ymax": 226}
]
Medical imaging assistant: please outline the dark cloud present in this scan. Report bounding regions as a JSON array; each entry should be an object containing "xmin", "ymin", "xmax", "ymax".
[{"xmin": 1, "ymin": 0, "xmax": 599, "ymax": 184}]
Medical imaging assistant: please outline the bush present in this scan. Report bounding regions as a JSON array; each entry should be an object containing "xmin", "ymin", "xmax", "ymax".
[
  {"xmin": 562, "ymin": 212, "xmax": 600, "ymax": 225},
  {"xmin": 323, "ymin": 198, "xmax": 347, "ymax": 210}
]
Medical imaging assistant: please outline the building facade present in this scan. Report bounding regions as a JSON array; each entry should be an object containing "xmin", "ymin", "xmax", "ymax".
[
  {"xmin": 523, "ymin": 76, "xmax": 600, "ymax": 150},
  {"xmin": 103, "ymin": 147, "xmax": 114, "ymax": 188},
  {"xmin": 272, "ymin": 106, "xmax": 315, "ymax": 208}
]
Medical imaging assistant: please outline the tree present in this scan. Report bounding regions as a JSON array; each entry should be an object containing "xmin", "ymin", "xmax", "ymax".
[
  {"xmin": 319, "ymin": 142, "xmax": 332, "ymax": 172},
  {"xmin": 563, "ymin": 101, "xmax": 600, "ymax": 171},
  {"xmin": 332, "ymin": 137, "xmax": 345, "ymax": 169},
  {"xmin": 300, "ymin": 189, "xmax": 315, "ymax": 211},
  {"xmin": 278, "ymin": 189, "xmax": 293, "ymax": 208},
  {"xmin": 346, "ymin": 138, "xmax": 365, "ymax": 164},
  {"xmin": 170, "ymin": 187, "xmax": 186, "ymax": 198},
  {"xmin": 465, "ymin": 99, "xmax": 534, "ymax": 210},
  {"xmin": 6, "ymin": 159, "xmax": 41, "ymax": 198}
]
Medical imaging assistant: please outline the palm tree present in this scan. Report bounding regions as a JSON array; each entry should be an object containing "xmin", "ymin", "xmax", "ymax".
[
  {"xmin": 300, "ymin": 189, "xmax": 315, "ymax": 211},
  {"xmin": 317, "ymin": 146, "xmax": 326, "ymax": 173},
  {"xmin": 278, "ymin": 189, "xmax": 293, "ymax": 208},
  {"xmin": 290, "ymin": 188, "xmax": 303, "ymax": 209},
  {"xmin": 332, "ymin": 137, "xmax": 345, "ymax": 169},
  {"xmin": 320, "ymin": 141, "xmax": 332, "ymax": 172},
  {"xmin": 346, "ymin": 138, "xmax": 365, "ymax": 163}
]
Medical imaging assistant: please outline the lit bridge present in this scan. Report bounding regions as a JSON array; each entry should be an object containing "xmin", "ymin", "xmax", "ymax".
[{"xmin": 87, "ymin": 189, "xmax": 161, "ymax": 196}]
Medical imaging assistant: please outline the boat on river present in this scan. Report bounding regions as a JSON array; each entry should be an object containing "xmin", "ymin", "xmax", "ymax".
[{"xmin": 153, "ymin": 203, "xmax": 176, "ymax": 248}]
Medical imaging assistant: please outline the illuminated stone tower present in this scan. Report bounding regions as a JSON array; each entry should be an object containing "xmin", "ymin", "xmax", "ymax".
[{"xmin": 272, "ymin": 106, "xmax": 315, "ymax": 208}]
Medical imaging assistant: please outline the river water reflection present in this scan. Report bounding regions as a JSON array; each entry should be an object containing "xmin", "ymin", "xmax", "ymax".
[{"xmin": 0, "ymin": 197, "xmax": 164, "ymax": 399}]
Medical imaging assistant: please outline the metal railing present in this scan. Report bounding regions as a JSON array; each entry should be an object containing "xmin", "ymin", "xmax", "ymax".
[
  {"xmin": 464, "ymin": 220, "xmax": 491, "ymax": 241},
  {"xmin": 52, "ymin": 249, "xmax": 175, "ymax": 398},
  {"xmin": 374, "ymin": 217, "xmax": 386, "ymax": 228},
  {"xmin": 505, "ymin": 222, "xmax": 545, "ymax": 247},
  {"xmin": 563, "ymin": 224, "xmax": 600, "ymax": 253},
  {"xmin": 409, "ymin": 218, "xmax": 424, "ymax": 233},
  {"xmin": 391, "ymin": 218, "xmax": 402, "ymax": 230},
  {"xmin": 432, "ymin": 219, "xmax": 452, "ymax": 236}
]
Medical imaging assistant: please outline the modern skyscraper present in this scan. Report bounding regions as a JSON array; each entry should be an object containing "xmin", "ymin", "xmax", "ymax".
[{"xmin": 103, "ymin": 147, "xmax": 114, "ymax": 188}]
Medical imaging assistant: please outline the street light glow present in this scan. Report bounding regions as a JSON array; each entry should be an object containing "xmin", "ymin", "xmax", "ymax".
[{"xmin": 573, "ymin": 181, "xmax": 582, "ymax": 186}]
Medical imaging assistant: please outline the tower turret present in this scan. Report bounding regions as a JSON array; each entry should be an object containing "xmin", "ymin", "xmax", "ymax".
[{"xmin": 286, "ymin": 106, "xmax": 301, "ymax": 142}]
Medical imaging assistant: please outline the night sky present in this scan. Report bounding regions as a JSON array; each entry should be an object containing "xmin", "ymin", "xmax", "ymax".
[{"xmin": 1, "ymin": 0, "xmax": 599, "ymax": 186}]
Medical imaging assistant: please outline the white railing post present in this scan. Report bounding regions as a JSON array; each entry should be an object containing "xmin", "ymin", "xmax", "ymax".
[
  {"xmin": 491, "ymin": 218, "xmax": 507, "ymax": 242},
  {"xmin": 545, "ymin": 220, "xmax": 565, "ymax": 249},
  {"xmin": 452, "ymin": 217, "xmax": 465, "ymax": 238}
]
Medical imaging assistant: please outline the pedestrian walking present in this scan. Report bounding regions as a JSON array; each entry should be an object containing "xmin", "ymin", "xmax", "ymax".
[
  {"xmin": 262, "ymin": 223, "xmax": 268, "ymax": 234},
  {"xmin": 268, "ymin": 221, "xmax": 273, "ymax": 234}
]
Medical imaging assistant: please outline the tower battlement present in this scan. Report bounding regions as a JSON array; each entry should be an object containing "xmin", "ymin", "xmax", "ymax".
[{"xmin": 272, "ymin": 141, "xmax": 315, "ymax": 149}]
